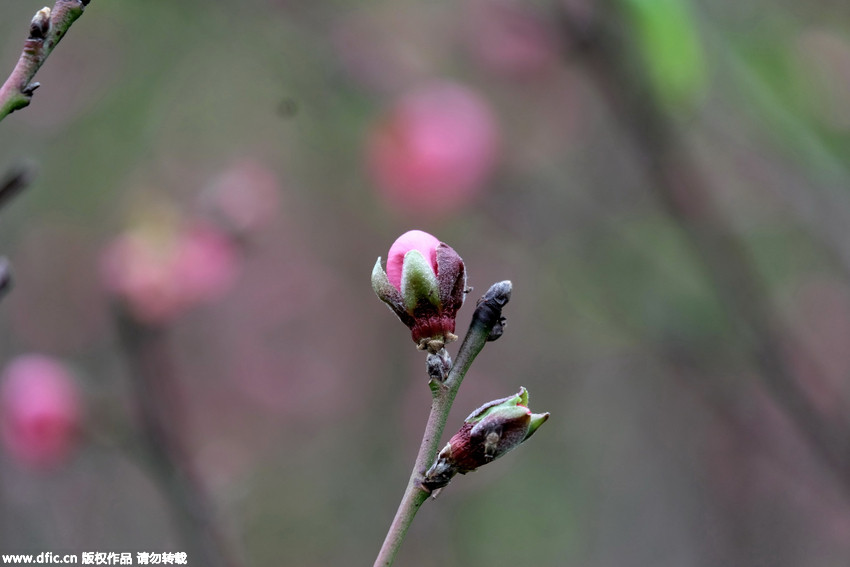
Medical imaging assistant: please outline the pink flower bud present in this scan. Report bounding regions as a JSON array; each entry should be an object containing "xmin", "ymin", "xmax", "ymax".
[
  {"xmin": 366, "ymin": 82, "xmax": 500, "ymax": 217},
  {"xmin": 0, "ymin": 355, "xmax": 82, "ymax": 469},
  {"xmin": 372, "ymin": 230, "xmax": 467, "ymax": 351}
]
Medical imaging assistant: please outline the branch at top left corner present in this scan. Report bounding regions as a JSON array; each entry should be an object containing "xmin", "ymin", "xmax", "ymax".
[{"xmin": 0, "ymin": 0, "xmax": 92, "ymax": 123}]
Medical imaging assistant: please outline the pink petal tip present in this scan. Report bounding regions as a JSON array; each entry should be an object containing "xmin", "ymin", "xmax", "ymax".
[{"xmin": 386, "ymin": 230, "xmax": 441, "ymax": 290}]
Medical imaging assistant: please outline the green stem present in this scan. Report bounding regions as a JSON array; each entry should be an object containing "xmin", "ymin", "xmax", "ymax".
[
  {"xmin": 0, "ymin": 0, "xmax": 90, "ymax": 122},
  {"xmin": 373, "ymin": 281, "xmax": 512, "ymax": 567}
]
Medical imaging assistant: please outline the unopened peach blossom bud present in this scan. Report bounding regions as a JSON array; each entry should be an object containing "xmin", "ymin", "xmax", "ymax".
[{"xmin": 372, "ymin": 230, "xmax": 467, "ymax": 352}]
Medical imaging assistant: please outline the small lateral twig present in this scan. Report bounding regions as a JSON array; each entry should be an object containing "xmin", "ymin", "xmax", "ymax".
[{"xmin": 0, "ymin": 0, "xmax": 91, "ymax": 122}]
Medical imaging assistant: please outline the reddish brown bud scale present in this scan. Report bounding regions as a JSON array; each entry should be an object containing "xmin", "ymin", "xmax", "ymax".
[{"xmin": 445, "ymin": 422, "xmax": 478, "ymax": 473}]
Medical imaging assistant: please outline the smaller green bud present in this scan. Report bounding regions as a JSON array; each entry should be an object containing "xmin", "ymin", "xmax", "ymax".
[{"xmin": 422, "ymin": 386, "xmax": 549, "ymax": 491}]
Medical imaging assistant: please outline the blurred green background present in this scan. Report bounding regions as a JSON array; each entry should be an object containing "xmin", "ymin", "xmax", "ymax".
[{"xmin": 3, "ymin": 0, "xmax": 850, "ymax": 565}]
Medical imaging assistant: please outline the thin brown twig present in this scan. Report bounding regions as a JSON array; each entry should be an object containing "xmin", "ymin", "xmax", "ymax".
[{"xmin": 0, "ymin": 0, "xmax": 91, "ymax": 122}]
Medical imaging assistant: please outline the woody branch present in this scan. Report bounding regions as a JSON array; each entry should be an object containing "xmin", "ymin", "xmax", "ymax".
[{"xmin": 0, "ymin": 0, "xmax": 91, "ymax": 122}]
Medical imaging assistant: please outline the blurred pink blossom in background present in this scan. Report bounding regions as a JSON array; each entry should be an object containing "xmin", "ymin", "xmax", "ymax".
[
  {"xmin": 366, "ymin": 82, "xmax": 500, "ymax": 218},
  {"xmin": 0, "ymin": 355, "xmax": 82, "ymax": 469},
  {"xmin": 202, "ymin": 159, "xmax": 281, "ymax": 236},
  {"xmin": 463, "ymin": 0, "xmax": 559, "ymax": 78},
  {"xmin": 172, "ymin": 223, "xmax": 240, "ymax": 305},
  {"xmin": 100, "ymin": 217, "xmax": 240, "ymax": 324}
]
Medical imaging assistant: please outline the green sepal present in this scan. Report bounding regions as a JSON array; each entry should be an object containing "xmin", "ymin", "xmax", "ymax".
[
  {"xmin": 517, "ymin": 385, "xmax": 529, "ymax": 407},
  {"xmin": 372, "ymin": 256, "xmax": 418, "ymax": 331},
  {"xmin": 400, "ymin": 250, "xmax": 441, "ymax": 312},
  {"xmin": 525, "ymin": 412, "xmax": 550, "ymax": 440},
  {"xmin": 464, "ymin": 386, "xmax": 528, "ymax": 424},
  {"xmin": 371, "ymin": 257, "xmax": 391, "ymax": 297}
]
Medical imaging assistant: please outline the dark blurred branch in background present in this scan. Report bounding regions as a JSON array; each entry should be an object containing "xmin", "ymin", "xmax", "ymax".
[
  {"xmin": 0, "ymin": 164, "xmax": 36, "ymax": 211},
  {"xmin": 0, "ymin": 258, "xmax": 12, "ymax": 302},
  {"xmin": 558, "ymin": 1, "xmax": 850, "ymax": 496},
  {"xmin": 116, "ymin": 310, "xmax": 242, "ymax": 567},
  {"xmin": 0, "ymin": 163, "xmax": 37, "ymax": 302},
  {"xmin": 0, "ymin": 0, "xmax": 91, "ymax": 122},
  {"xmin": 708, "ymin": 41, "xmax": 850, "ymax": 283}
]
